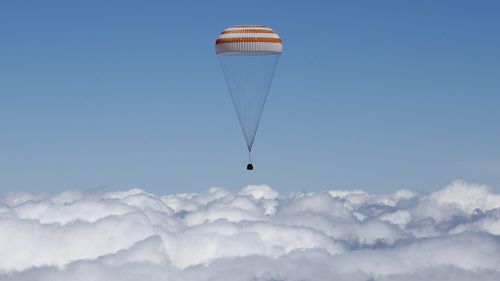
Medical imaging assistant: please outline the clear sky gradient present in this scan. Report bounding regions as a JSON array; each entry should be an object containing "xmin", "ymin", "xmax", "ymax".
[{"xmin": 1, "ymin": 0, "xmax": 499, "ymax": 195}]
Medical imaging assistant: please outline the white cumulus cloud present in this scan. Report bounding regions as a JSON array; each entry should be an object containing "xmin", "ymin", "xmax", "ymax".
[{"xmin": 1, "ymin": 180, "xmax": 500, "ymax": 280}]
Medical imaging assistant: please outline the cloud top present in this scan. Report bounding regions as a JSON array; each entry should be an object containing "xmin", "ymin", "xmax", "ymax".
[{"xmin": 1, "ymin": 179, "xmax": 500, "ymax": 280}]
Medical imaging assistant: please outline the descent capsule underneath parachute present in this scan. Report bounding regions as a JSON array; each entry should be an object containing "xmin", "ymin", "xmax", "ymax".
[{"xmin": 215, "ymin": 25, "xmax": 283, "ymax": 170}]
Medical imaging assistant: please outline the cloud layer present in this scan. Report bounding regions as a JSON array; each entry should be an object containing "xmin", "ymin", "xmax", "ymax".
[{"xmin": 1, "ymin": 180, "xmax": 500, "ymax": 280}]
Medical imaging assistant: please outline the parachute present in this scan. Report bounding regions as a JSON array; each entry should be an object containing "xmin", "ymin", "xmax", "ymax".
[{"xmin": 216, "ymin": 25, "xmax": 283, "ymax": 170}]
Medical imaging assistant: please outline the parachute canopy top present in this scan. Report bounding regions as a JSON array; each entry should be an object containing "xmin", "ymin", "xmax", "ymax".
[{"xmin": 215, "ymin": 25, "xmax": 283, "ymax": 55}]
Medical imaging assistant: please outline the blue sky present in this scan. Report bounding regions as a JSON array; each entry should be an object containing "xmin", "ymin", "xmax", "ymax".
[{"xmin": 0, "ymin": 0, "xmax": 499, "ymax": 195}]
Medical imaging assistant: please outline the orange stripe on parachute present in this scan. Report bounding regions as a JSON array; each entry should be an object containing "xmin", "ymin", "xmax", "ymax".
[
  {"xmin": 231, "ymin": 25, "xmax": 267, "ymax": 28},
  {"xmin": 221, "ymin": 29, "xmax": 276, "ymax": 34},
  {"xmin": 216, "ymin": 38, "xmax": 282, "ymax": 45}
]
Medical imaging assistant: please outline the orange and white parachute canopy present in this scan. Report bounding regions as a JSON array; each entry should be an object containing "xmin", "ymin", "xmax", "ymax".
[{"xmin": 215, "ymin": 25, "xmax": 283, "ymax": 55}]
